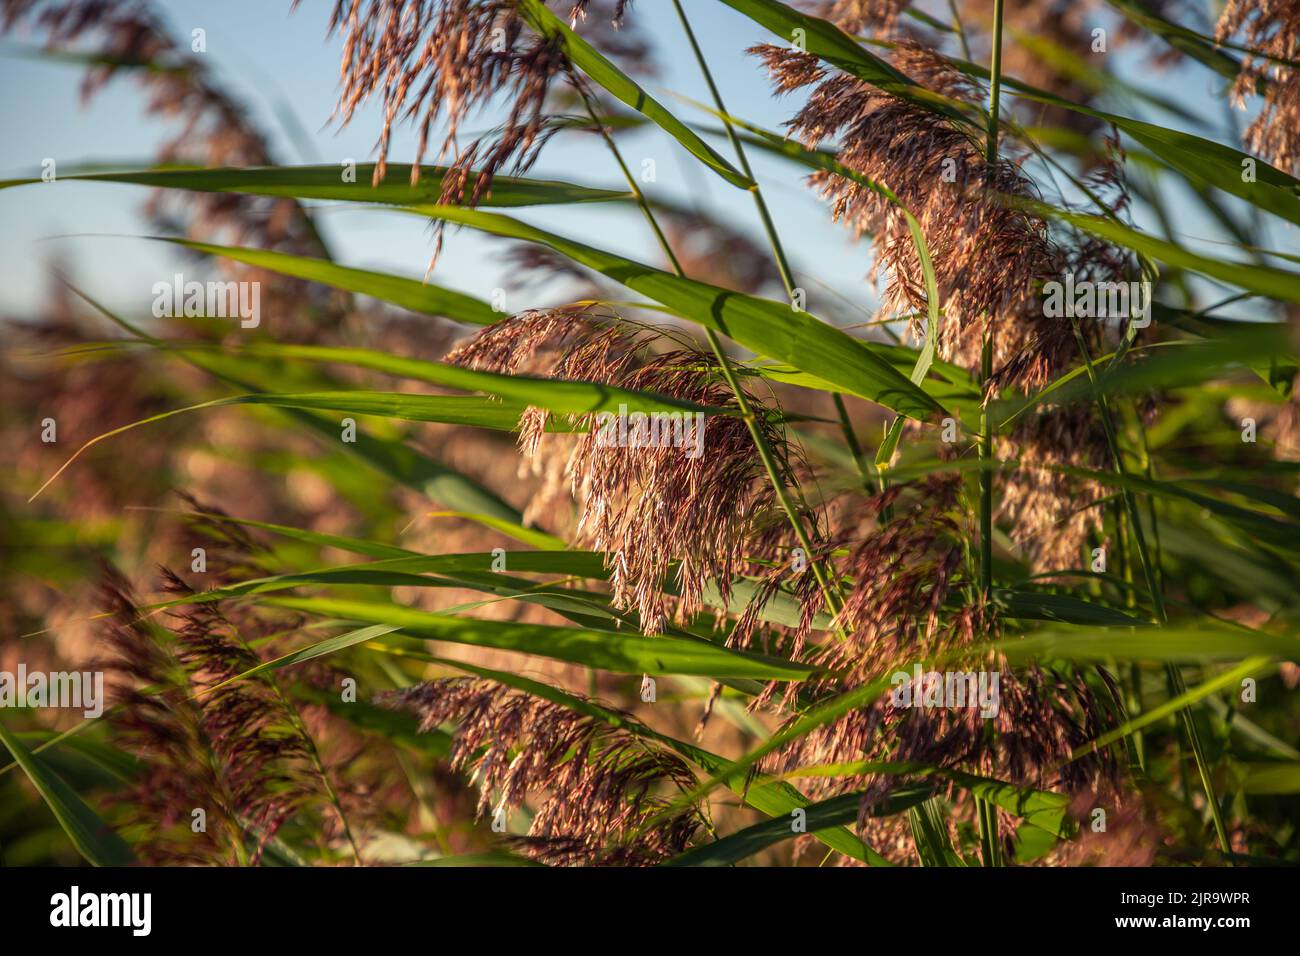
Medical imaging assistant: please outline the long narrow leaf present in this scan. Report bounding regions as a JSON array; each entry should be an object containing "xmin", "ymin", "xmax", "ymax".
[
  {"xmin": 265, "ymin": 595, "xmax": 819, "ymax": 680},
  {"xmin": 0, "ymin": 720, "xmax": 135, "ymax": 866},
  {"xmin": 406, "ymin": 205, "xmax": 946, "ymax": 419},
  {"xmin": 517, "ymin": 0, "xmax": 753, "ymax": 189},
  {"xmin": 0, "ymin": 163, "xmax": 629, "ymax": 206}
]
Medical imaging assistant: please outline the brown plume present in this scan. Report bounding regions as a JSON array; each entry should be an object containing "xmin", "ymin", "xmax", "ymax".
[
  {"xmin": 1218, "ymin": 0, "xmax": 1300, "ymax": 174},
  {"xmin": 447, "ymin": 308, "xmax": 805, "ymax": 634},
  {"xmin": 381, "ymin": 677, "xmax": 704, "ymax": 864}
]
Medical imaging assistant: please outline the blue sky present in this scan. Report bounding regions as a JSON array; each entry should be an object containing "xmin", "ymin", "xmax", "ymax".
[{"xmin": 0, "ymin": 0, "xmax": 1284, "ymax": 324}]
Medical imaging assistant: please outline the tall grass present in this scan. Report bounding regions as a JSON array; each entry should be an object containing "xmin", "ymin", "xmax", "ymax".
[{"xmin": 1, "ymin": 0, "xmax": 1298, "ymax": 867}]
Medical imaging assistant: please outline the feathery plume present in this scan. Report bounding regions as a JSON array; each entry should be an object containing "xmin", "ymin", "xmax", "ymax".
[
  {"xmin": 1217, "ymin": 0, "xmax": 1300, "ymax": 174},
  {"xmin": 1053, "ymin": 787, "xmax": 1164, "ymax": 866},
  {"xmin": 447, "ymin": 308, "xmax": 803, "ymax": 634},
  {"xmin": 0, "ymin": 0, "xmax": 340, "ymax": 339},
  {"xmin": 1, "ymin": 0, "xmax": 322, "ymax": 255},
  {"xmin": 751, "ymin": 43, "xmax": 1067, "ymax": 389},
  {"xmin": 799, "ymin": 0, "xmax": 911, "ymax": 35},
  {"xmin": 325, "ymin": 0, "xmax": 556, "ymax": 191},
  {"xmin": 381, "ymin": 677, "xmax": 704, "ymax": 864},
  {"xmin": 95, "ymin": 567, "xmax": 322, "ymax": 864},
  {"xmin": 319, "ymin": 1, "xmax": 648, "ymax": 260},
  {"xmin": 754, "ymin": 478, "xmax": 1114, "ymax": 859},
  {"xmin": 322, "ymin": 2, "xmax": 635, "ymax": 178},
  {"xmin": 997, "ymin": 406, "xmax": 1109, "ymax": 572}
]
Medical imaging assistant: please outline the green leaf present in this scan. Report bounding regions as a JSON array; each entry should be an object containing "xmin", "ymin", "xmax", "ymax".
[
  {"xmin": 1240, "ymin": 763, "xmax": 1300, "ymax": 795},
  {"xmin": 140, "ymin": 552, "xmax": 612, "ymax": 608},
  {"xmin": 27, "ymin": 391, "xmax": 547, "ymax": 502},
  {"xmin": 664, "ymin": 786, "xmax": 931, "ymax": 867},
  {"xmin": 1026, "ymin": 204, "xmax": 1300, "ymax": 302},
  {"xmin": 409, "ymin": 852, "xmax": 545, "ymax": 867},
  {"xmin": 783, "ymin": 762, "xmax": 1074, "ymax": 837},
  {"xmin": 666, "ymin": 759, "xmax": 1071, "ymax": 866},
  {"xmin": 1071, "ymin": 658, "xmax": 1271, "ymax": 762},
  {"xmin": 188, "ymin": 342, "xmax": 735, "ymax": 418},
  {"xmin": 266, "ymin": 596, "xmax": 819, "ymax": 680},
  {"xmin": 1157, "ymin": 521, "xmax": 1299, "ymax": 611},
  {"xmin": 169, "ymin": 510, "xmax": 420, "ymax": 560},
  {"xmin": 420, "ymin": 512, "xmax": 567, "ymax": 552},
  {"xmin": 65, "ymin": 282, "xmax": 532, "ymax": 528},
  {"xmin": 996, "ymin": 588, "xmax": 1146, "ymax": 627},
  {"xmin": 156, "ymin": 239, "xmax": 498, "ymax": 325},
  {"xmin": 36, "ymin": 376, "xmax": 737, "ymax": 506},
  {"xmin": 662, "ymin": 615, "xmax": 1291, "ymax": 814},
  {"xmin": 206, "ymin": 624, "xmax": 402, "ymax": 694},
  {"xmin": 910, "ymin": 798, "xmax": 967, "ymax": 867},
  {"xmin": 716, "ymin": 0, "xmax": 975, "ymax": 127},
  {"xmin": 209, "ymin": 391, "xmax": 534, "ymax": 427},
  {"xmin": 1007, "ymin": 27, "xmax": 1203, "ymax": 125},
  {"xmin": 11, "ymin": 732, "xmax": 141, "ymax": 785},
  {"xmin": 998, "ymin": 626, "xmax": 1295, "ymax": 664},
  {"xmin": 0, "ymin": 163, "xmax": 630, "ymax": 206},
  {"xmin": 405, "ymin": 205, "xmax": 946, "ymax": 420},
  {"xmin": 517, "ymin": 0, "xmax": 753, "ymax": 189},
  {"xmin": 412, "ymin": 655, "xmax": 881, "ymax": 864},
  {"xmin": 134, "ymin": 545, "xmax": 835, "ymax": 640},
  {"xmin": 999, "ymin": 86, "xmax": 1300, "ymax": 229},
  {"xmin": 0, "ymin": 720, "xmax": 135, "ymax": 866},
  {"xmin": 683, "ymin": 108, "xmax": 945, "ymax": 430},
  {"xmin": 936, "ymin": 43, "xmax": 1300, "ymax": 227},
  {"xmin": 996, "ymin": 328, "xmax": 1296, "ymax": 426},
  {"xmin": 940, "ymin": 769, "xmax": 1072, "ymax": 838},
  {"xmin": 1103, "ymin": 0, "xmax": 1244, "ymax": 81},
  {"xmin": 664, "ymin": 671, "xmax": 906, "ymax": 812},
  {"xmin": 1043, "ymin": 462, "xmax": 1300, "ymax": 558}
]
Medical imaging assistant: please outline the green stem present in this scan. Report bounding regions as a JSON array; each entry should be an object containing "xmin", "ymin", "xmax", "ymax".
[
  {"xmin": 250, "ymin": 655, "xmax": 362, "ymax": 864},
  {"xmin": 671, "ymin": 0, "xmax": 874, "ymax": 516},
  {"xmin": 1069, "ymin": 318, "xmax": 1231, "ymax": 858},
  {"xmin": 947, "ymin": 0, "xmax": 972, "ymax": 61},
  {"xmin": 1114, "ymin": 505, "xmax": 1146, "ymax": 773},
  {"xmin": 671, "ymin": 0, "xmax": 884, "ymax": 531},
  {"xmin": 977, "ymin": 0, "xmax": 1004, "ymax": 603},
  {"xmin": 986, "ymin": 0, "xmax": 1005, "ymax": 168},
  {"xmin": 979, "ymin": 334, "xmax": 994, "ymax": 600},
  {"xmin": 976, "ymin": 794, "xmax": 1001, "ymax": 866},
  {"xmin": 833, "ymin": 393, "xmax": 876, "ymax": 494},
  {"xmin": 574, "ymin": 80, "xmax": 844, "ymax": 620},
  {"xmin": 670, "ymin": 0, "xmax": 796, "ymax": 297}
]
